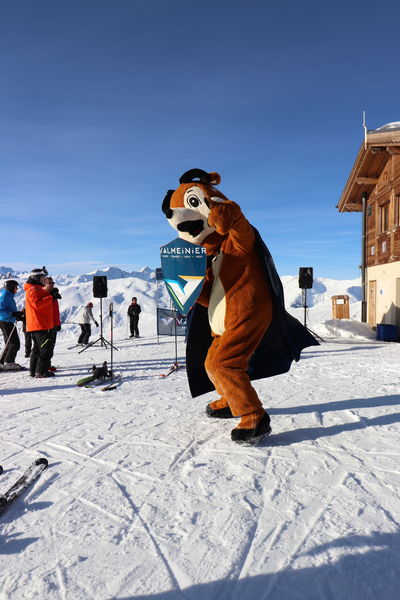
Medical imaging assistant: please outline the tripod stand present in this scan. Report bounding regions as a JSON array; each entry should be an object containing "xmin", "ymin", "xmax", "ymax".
[
  {"xmin": 109, "ymin": 301, "xmax": 115, "ymax": 376},
  {"xmin": 301, "ymin": 288, "xmax": 325, "ymax": 343},
  {"xmin": 79, "ymin": 298, "xmax": 119, "ymax": 354}
]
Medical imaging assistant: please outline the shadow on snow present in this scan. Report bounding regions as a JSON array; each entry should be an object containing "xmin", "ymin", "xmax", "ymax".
[{"xmin": 115, "ymin": 532, "xmax": 399, "ymax": 600}]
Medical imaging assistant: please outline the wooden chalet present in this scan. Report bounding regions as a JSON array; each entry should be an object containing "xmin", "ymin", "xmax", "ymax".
[{"xmin": 338, "ymin": 122, "xmax": 400, "ymax": 328}]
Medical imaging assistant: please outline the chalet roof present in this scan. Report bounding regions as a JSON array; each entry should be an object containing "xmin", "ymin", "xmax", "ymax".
[
  {"xmin": 338, "ymin": 122, "xmax": 400, "ymax": 212},
  {"xmin": 374, "ymin": 121, "xmax": 400, "ymax": 132}
]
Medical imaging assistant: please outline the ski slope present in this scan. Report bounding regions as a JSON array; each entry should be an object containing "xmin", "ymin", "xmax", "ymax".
[{"xmin": 0, "ymin": 270, "xmax": 399, "ymax": 599}]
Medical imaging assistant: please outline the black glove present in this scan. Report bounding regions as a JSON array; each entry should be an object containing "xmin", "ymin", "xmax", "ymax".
[
  {"xmin": 56, "ymin": 325, "xmax": 62, "ymax": 332},
  {"xmin": 12, "ymin": 311, "xmax": 25, "ymax": 321},
  {"xmin": 94, "ymin": 321, "xmax": 99, "ymax": 327},
  {"xmin": 51, "ymin": 287, "xmax": 62, "ymax": 300}
]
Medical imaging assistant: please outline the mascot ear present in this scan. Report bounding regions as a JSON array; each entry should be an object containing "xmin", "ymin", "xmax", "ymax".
[
  {"xmin": 162, "ymin": 190, "xmax": 175, "ymax": 218},
  {"xmin": 208, "ymin": 172, "xmax": 221, "ymax": 185},
  {"xmin": 179, "ymin": 169, "xmax": 211, "ymax": 184}
]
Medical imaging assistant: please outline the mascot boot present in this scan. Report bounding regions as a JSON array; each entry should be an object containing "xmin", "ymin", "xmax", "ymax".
[{"xmin": 162, "ymin": 169, "xmax": 319, "ymax": 443}]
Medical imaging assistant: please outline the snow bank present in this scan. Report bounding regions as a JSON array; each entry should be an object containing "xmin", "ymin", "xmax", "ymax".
[{"xmin": 312, "ymin": 318, "xmax": 376, "ymax": 340}]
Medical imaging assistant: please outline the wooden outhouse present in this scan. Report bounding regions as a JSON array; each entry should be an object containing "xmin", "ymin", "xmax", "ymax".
[
  {"xmin": 331, "ymin": 295, "xmax": 350, "ymax": 320},
  {"xmin": 338, "ymin": 122, "xmax": 400, "ymax": 327}
]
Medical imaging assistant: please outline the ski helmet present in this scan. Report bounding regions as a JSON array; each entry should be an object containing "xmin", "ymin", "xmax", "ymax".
[
  {"xmin": 4, "ymin": 280, "xmax": 18, "ymax": 292},
  {"xmin": 87, "ymin": 302, "xmax": 93, "ymax": 308},
  {"xmin": 29, "ymin": 266, "xmax": 48, "ymax": 282}
]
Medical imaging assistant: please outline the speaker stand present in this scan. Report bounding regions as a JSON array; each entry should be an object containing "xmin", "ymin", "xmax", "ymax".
[
  {"xmin": 302, "ymin": 288, "xmax": 307, "ymax": 328},
  {"xmin": 79, "ymin": 298, "xmax": 119, "ymax": 354},
  {"xmin": 301, "ymin": 288, "xmax": 325, "ymax": 343}
]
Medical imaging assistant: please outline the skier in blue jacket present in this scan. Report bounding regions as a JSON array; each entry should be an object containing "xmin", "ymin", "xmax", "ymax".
[{"xmin": 0, "ymin": 280, "xmax": 24, "ymax": 370}]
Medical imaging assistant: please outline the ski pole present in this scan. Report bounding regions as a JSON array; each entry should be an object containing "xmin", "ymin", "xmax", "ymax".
[
  {"xmin": 0, "ymin": 322, "xmax": 18, "ymax": 365},
  {"xmin": 109, "ymin": 303, "xmax": 114, "ymax": 376}
]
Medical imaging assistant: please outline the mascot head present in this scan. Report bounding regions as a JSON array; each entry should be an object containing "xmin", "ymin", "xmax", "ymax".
[{"xmin": 162, "ymin": 168, "xmax": 227, "ymax": 245}]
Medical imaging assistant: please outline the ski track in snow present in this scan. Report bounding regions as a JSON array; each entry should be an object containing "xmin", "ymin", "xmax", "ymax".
[{"xmin": 0, "ymin": 335, "xmax": 399, "ymax": 599}]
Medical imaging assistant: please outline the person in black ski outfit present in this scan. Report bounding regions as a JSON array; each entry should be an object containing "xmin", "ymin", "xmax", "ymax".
[
  {"xmin": 0, "ymin": 280, "xmax": 24, "ymax": 370},
  {"xmin": 22, "ymin": 311, "xmax": 32, "ymax": 358},
  {"xmin": 127, "ymin": 297, "xmax": 141, "ymax": 338}
]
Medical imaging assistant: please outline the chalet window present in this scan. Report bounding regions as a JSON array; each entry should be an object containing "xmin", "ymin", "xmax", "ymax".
[
  {"xmin": 395, "ymin": 196, "xmax": 400, "ymax": 227},
  {"xmin": 371, "ymin": 246, "xmax": 375, "ymax": 256},
  {"xmin": 379, "ymin": 202, "xmax": 390, "ymax": 233},
  {"xmin": 382, "ymin": 240, "xmax": 387, "ymax": 252}
]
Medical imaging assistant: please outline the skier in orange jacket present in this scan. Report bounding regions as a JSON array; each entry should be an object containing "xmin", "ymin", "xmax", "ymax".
[{"xmin": 24, "ymin": 267, "xmax": 55, "ymax": 378}]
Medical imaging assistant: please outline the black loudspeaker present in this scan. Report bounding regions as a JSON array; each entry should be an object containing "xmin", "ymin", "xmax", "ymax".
[
  {"xmin": 299, "ymin": 267, "xmax": 313, "ymax": 289},
  {"xmin": 93, "ymin": 276, "xmax": 108, "ymax": 298}
]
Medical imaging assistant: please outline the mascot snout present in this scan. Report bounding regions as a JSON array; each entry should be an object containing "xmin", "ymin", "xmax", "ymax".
[{"xmin": 177, "ymin": 220, "xmax": 204, "ymax": 237}]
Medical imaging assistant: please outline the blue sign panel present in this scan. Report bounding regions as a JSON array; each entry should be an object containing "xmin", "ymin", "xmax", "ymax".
[
  {"xmin": 160, "ymin": 238, "xmax": 207, "ymax": 315},
  {"xmin": 157, "ymin": 308, "xmax": 187, "ymax": 336}
]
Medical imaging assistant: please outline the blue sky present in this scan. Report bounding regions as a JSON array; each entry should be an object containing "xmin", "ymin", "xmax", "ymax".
[{"xmin": 1, "ymin": 0, "xmax": 400, "ymax": 279}]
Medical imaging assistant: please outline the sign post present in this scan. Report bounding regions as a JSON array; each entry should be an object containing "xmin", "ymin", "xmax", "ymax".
[
  {"xmin": 160, "ymin": 238, "xmax": 207, "ymax": 315},
  {"xmin": 159, "ymin": 238, "xmax": 207, "ymax": 377}
]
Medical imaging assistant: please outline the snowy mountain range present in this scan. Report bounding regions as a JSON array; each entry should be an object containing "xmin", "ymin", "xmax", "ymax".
[
  {"xmin": 0, "ymin": 265, "xmax": 373, "ymax": 341},
  {"xmin": 0, "ymin": 265, "xmax": 154, "ymax": 286}
]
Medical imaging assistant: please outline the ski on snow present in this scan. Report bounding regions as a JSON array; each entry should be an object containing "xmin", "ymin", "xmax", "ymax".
[
  {"xmin": 159, "ymin": 362, "xmax": 180, "ymax": 378},
  {"xmin": 100, "ymin": 374, "xmax": 122, "ymax": 391},
  {"xmin": 85, "ymin": 373, "xmax": 122, "ymax": 391},
  {"xmin": 76, "ymin": 361, "xmax": 109, "ymax": 387},
  {"xmin": 0, "ymin": 458, "xmax": 49, "ymax": 515},
  {"xmin": 76, "ymin": 361, "xmax": 122, "ymax": 391}
]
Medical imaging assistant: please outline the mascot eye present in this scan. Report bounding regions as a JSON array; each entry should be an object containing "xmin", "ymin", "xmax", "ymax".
[{"xmin": 188, "ymin": 196, "xmax": 201, "ymax": 208}]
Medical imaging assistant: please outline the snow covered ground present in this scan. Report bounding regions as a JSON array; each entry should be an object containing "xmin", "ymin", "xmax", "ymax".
[{"xmin": 0, "ymin": 270, "xmax": 399, "ymax": 599}]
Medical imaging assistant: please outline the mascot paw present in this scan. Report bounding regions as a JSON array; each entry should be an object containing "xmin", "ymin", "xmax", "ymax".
[
  {"xmin": 231, "ymin": 411, "xmax": 271, "ymax": 443},
  {"xmin": 206, "ymin": 401, "xmax": 234, "ymax": 419}
]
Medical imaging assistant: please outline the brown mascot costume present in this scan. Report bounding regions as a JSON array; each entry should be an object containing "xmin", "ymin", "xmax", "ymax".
[{"xmin": 162, "ymin": 169, "xmax": 319, "ymax": 443}]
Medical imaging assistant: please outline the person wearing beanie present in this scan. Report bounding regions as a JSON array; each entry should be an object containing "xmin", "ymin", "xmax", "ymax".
[
  {"xmin": 0, "ymin": 280, "xmax": 24, "ymax": 370},
  {"xmin": 23, "ymin": 267, "xmax": 55, "ymax": 378},
  {"xmin": 77, "ymin": 301, "xmax": 99, "ymax": 345},
  {"xmin": 127, "ymin": 296, "xmax": 142, "ymax": 338}
]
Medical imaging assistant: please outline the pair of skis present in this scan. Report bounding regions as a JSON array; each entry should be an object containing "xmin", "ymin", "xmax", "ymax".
[
  {"xmin": 0, "ymin": 458, "xmax": 48, "ymax": 515},
  {"xmin": 76, "ymin": 361, "xmax": 122, "ymax": 391},
  {"xmin": 76, "ymin": 361, "xmax": 108, "ymax": 387},
  {"xmin": 84, "ymin": 373, "xmax": 122, "ymax": 391}
]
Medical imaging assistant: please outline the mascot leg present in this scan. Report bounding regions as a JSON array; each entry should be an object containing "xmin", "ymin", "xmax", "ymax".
[
  {"xmin": 206, "ymin": 335, "xmax": 263, "ymax": 414},
  {"xmin": 205, "ymin": 319, "xmax": 272, "ymax": 442}
]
